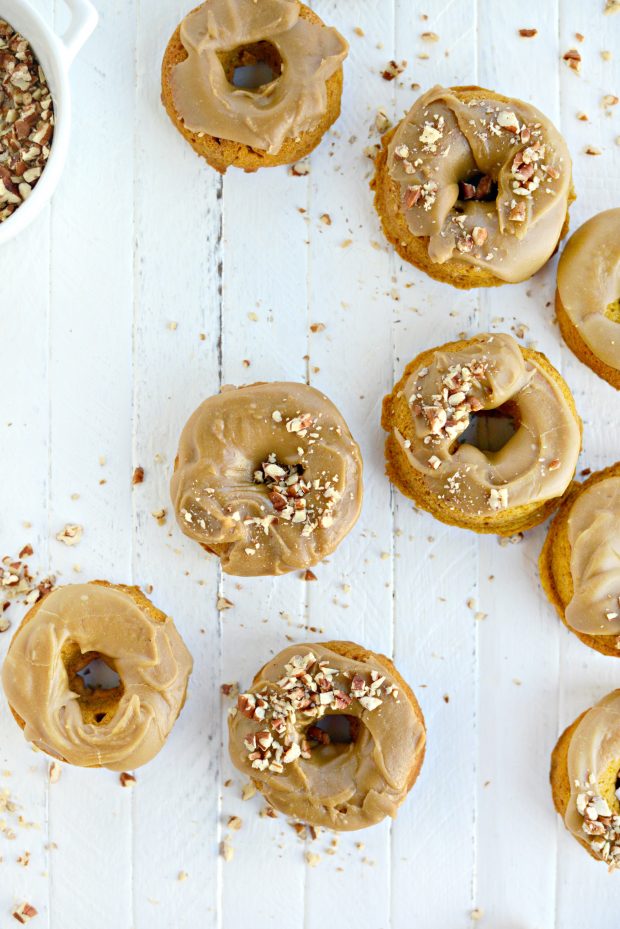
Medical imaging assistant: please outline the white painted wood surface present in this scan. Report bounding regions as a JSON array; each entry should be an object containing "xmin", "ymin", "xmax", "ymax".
[{"xmin": 0, "ymin": 1, "xmax": 619, "ymax": 926}]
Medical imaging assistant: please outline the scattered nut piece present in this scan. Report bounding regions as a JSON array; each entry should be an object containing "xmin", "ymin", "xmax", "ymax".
[
  {"xmin": 55, "ymin": 524, "xmax": 82, "ymax": 546},
  {"xmin": 132, "ymin": 466, "xmax": 144, "ymax": 485},
  {"xmin": 518, "ymin": 28, "xmax": 538, "ymax": 37},
  {"xmin": 421, "ymin": 31, "xmax": 439, "ymax": 41},
  {"xmin": 290, "ymin": 160, "xmax": 310, "ymax": 176},
  {"xmin": 310, "ymin": 322, "xmax": 326, "ymax": 333},
  {"xmin": 220, "ymin": 839, "xmax": 234, "ymax": 862},
  {"xmin": 227, "ymin": 815, "xmax": 242, "ymax": 831},
  {"xmin": 563, "ymin": 48, "xmax": 582, "ymax": 72},
  {"xmin": 12, "ymin": 904, "xmax": 38, "ymax": 924},
  {"xmin": 151, "ymin": 508, "xmax": 167, "ymax": 525},
  {"xmin": 48, "ymin": 762, "xmax": 61, "ymax": 784},
  {"xmin": 217, "ymin": 597, "xmax": 234, "ymax": 611},
  {"xmin": 302, "ymin": 569, "xmax": 317, "ymax": 581},
  {"xmin": 382, "ymin": 59, "xmax": 406, "ymax": 81},
  {"xmin": 319, "ymin": 212, "xmax": 332, "ymax": 226},
  {"xmin": 119, "ymin": 772, "xmax": 136, "ymax": 787},
  {"xmin": 305, "ymin": 851, "xmax": 321, "ymax": 867},
  {"xmin": 241, "ymin": 781, "xmax": 256, "ymax": 801},
  {"xmin": 602, "ymin": 94, "xmax": 619, "ymax": 108},
  {"xmin": 584, "ymin": 145, "xmax": 602, "ymax": 155}
]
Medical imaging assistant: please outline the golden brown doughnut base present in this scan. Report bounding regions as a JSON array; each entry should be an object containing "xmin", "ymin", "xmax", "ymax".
[
  {"xmin": 382, "ymin": 338, "xmax": 582, "ymax": 535},
  {"xmin": 8, "ymin": 580, "xmax": 189, "ymax": 767},
  {"xmin": 555, "ymin": 290, "xmax": 620, "ymax": 390},
  {"xmin": 549, "ymin": 710, "xmax": 601, "ymax": 861},
  {"xmin": 539, "ymin": 462, "xmax": 620, "ymax": 656},
  {"xmin": 251, "ymin": 640, "xmax": 426, "ymax": 826},
  {"xmin": 371, "ymin": 86, "xmax": 574, "ymax": 289},
  {"xmin": 161, "ymin": 3, "xmax": 343, "ymax": 175}
]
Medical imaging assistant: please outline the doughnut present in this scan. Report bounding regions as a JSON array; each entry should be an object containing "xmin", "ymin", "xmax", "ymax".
[
  {"xmin": 382, "ymin": 333, "xmax": 581, "ymax": 535},
  {"xmin": 1, "ymin": 582, "xmax": 193, "ymax": 771},
  {"xmin": 227, "ymin": 641, "xmax": 426, "ymax": 830},
  {"xmin": 556, "ymin": 209, "xmax": 620, "ymax": 389},
  {"xmin": 540, "ymin": 462, "xmax": 620, "ymax": 656},
  {"xmin": 170, "ymin": 381, "xmax": 363, "ymax": 576},
  {"xmin": 372, "ymin": 85, "xmax": 574, "ymax": 288},
  {"xmin": 551, "ymin": 690, "xmax": 620, "ymax": 869},
  {"xmin": 161, "ymin": 0, "xmax": 348, "ymax": 174}
]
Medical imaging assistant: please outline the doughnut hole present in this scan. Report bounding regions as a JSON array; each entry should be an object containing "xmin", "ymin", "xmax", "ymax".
[
  {"xmin": 63, "ymin": 643, "xmax": 124, "ymax": 726},
  {"xmin": 605, "ymin": 298, "xmax": 620, "ymax": 324},
  {"xmin": 306, "ymin": 713, "xmax": 362, "ymax": 761},
  {"xmin": 217, "ymin": 41, "xmax": 284, "ymax": 92},
  {"xmin": 457, "ymin": 171, "xmax": 498, "ymax": 206},
  {"xmin": 457, "ymin": 401, "xmax": 519, "ymax": 454}
]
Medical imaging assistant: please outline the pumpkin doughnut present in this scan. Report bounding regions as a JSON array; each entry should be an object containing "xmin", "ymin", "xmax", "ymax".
[
  {"xmin": 161, "ymin": 0, "xmax": 348, "ymax": 174},
  {"xmin": 551, "ymin": 690, "xmax": 620, "ymax": 869},
  {"xmin": 228, "ymin": 641, "xmax": 426, "ymax": 831},
  {"xmin": 170, "ymin": 381, "xmax": 363, "ymax": 576},
  {"xmin": 556, "ymin": 209, "xmax": 620, "ymax": 390},
  {"xmin": 382, "ymin": 333, "xmax": 582, "ymax": 535},
  {"xmin": 1, "ymin": 582, "xmax": 193, "ymax": 771},
  {"xmin": 372, "ymin": 85, "xmax": 574, "ymax": 288},
  {"xmin": 540, "ymin": 462, "xmax": 620, "ymax": 656}
]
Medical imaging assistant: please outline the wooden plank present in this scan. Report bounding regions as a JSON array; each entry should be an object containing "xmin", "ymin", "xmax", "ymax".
[
  {"xmin": 216, "ymin": 114, "xmax": 310, "ymax": 929},
  {"xmin": 130, "ymin": 1, "xmax": 222, "ymax": 926},
  {"xmin": 555, "ymin": 2, "xmax": 620, "ymax": 925},
  {"xmin": 302, "ymin": 2, "xmax": 395, "ymax": 925},
  {"xmin": 389, "ymin": 3, "xmax": 480, "ymax": 927},
  {"xmin": 475, "ymin": 3, "xmax": 564, "ymax": 926},
  {"xmin": 45, "ymin": 1, "xmax": 135, "ymax": 926}
]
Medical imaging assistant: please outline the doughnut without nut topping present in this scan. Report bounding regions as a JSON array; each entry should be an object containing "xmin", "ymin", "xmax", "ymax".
[
  {"xmin": 382, "ymin": 333, "xmax": 581, "ymax": 535},
  {"xmin": 556, "ymin": 209, "xmax": 620, "ymax": 389},
  {"xmin": 540, "ymin": 461, "xmax": 620, "ymax": 656},
  {"xmin": 1, "ymin": 582, "xmax": 193, "ymax": 771},
  {"xmin": 170, "ymin": 381, "xmax": 363, "ymax": 576},
  {"xmin": 228, "ymin": 641, "xmax": 426, "ymax": 831},
  {"xmin": 372, "ymin": 85, "xmax": 573, "ymax": 288},
  {"xmin": 161, "ymin": 0, "xmax": 348, "ymax": 173}
]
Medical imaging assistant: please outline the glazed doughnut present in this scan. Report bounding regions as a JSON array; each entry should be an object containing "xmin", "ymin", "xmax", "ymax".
[
  {"xmin": 556, "ymin": 209, "xmax": 620, "ymax": 389},
  {"xmin": 170, "ymin": 382, "xmax": 363, "ymax": 576},
  {"xmin": 382, "ymin": 333, "xmax": 581, "ymax": 535},
  {"xmin": 161, "ymin": 0, "xmax": 348, "ymax": 174},
  {"xmin": 228, "ymin": 641, "xmax": 426, "ymax": 831},
  {"xmin": 551, "ymin": 690, "xmax": 620, "ymax": 869},
  {"xmin": 372, "ymin": 85, "xmax": 574, "ymax": 288},
  {"xmin": 540, "ymin": 462, "xmax": 620, "ymax": 656},
  {"xmin": 1, "ymin": 582, "xmax": 193, "ymax": 771}
]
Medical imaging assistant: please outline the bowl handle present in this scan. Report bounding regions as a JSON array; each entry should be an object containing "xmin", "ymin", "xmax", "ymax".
[{"xmin": 61, "ymin": 0, "xmax": 98, "ymax": 65}]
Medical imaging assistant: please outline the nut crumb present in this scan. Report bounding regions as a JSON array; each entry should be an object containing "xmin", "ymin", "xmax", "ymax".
[
  {"xmin": 563, "ymin": 48, "xmax": 582, "ymax": 72},
  {"xmin": 302, "ymin": 569, "xmax": 317, "ymax": 581},
  {"xmin": 55, "ymin": 524, "xmax": 82, "ymax": 546},
  {"xmin": 518, "ymin": 28, "xmax": 538, "ymax": 37},
  {"xmin": 217, "ymin": 597, "xmax": 234, "ymax": 611},
  {"xmin": 119, "ymin": 772, "xmax": 136, "ymax": 788},
  {"xmin": 227, "ymin": 815, "xmax": 242, "ymax": 831},
  {"xmin": 220, "ymin": 839, "xmax": 234, "ymax": 862},
  {"xmin": 12, "ymin": 904, "xmax": 38, "ymax": 924},
  {"xmin": 132, "ymin": 466, "xmax": 144, "ymax": 485}
]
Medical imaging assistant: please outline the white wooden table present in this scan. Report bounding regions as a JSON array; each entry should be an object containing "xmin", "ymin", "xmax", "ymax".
[{"xmin": 1, "ymin": 1, "xmax": 619, "ymax": 926}]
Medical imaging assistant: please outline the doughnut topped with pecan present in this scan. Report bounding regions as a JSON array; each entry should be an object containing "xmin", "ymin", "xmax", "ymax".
[
  {"xmin": 373, "ymin": 85, "xmax": 573, "ymax": 288},
  {"xmin": 551, "ymin": 690, "xmax": 620, "ymax": 869},
  {"xmin": 382, "ymin": 333, "xmax": 581, "ymax": 535},
  {"xmin": 170, "ymin": 382, "xmax": 363, "ymax": 576},
  {"xmin": 228, "ymin": 641, "xmax": 426, "ymax": 831}
]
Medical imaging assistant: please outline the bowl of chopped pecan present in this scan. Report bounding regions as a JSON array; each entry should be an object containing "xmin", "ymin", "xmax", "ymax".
[{"xmin": 0, "ymin": 0, "xmax": 97, "ymax": 244}]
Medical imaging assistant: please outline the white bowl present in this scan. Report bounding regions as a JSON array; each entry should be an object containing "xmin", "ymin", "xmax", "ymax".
[{"xmin": 0, "ymin": 0, "xmax": 97, "ymax": 245}]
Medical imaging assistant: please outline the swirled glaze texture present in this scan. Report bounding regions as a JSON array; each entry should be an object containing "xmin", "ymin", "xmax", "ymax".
[
  {"xmin": 170, "ymin": 382, "xmax": 363, "ymax": 576},
  {"xmin": 170, "ymin": 0, "xmax": 348, "ymax": 154},
  {"xmin": 228, "ymin": 643, "xmax": 426, "ymax": 830},
  {"xmin": 566, "ymin": 476, "xmax": 620, "ymax": 635},
  {"xmin": 557, "ymin": 209, "xmax": 620, "ymax": 371},
  {"xmin": 387, "ymin": 86, "xmax": 571, "ymax": 282},
  {"xmin": 393, "ymin": 333, "xmax": 580, "ymax": 517},
  {"xmin": 1, "ymin": 583, "xmax": 193, "ymax": 771}
]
